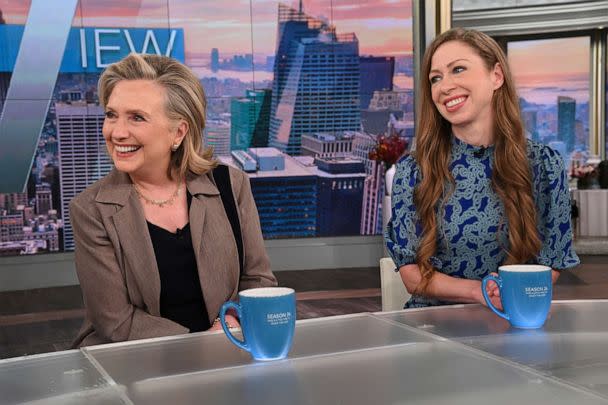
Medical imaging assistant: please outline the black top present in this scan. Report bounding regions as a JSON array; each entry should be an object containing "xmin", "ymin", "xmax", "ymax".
[{"xmin": 146, "ymin": 192, "xmax": 210, "ymax": 332}]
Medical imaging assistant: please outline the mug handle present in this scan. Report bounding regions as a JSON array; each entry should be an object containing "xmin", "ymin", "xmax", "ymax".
[
  {"xmin": 481, "ymin": 275, "xmax": 510, "ymax": 322},
  {"xmin": 220, "ymin": 301, "xmax": 249, "ymax": 353}
]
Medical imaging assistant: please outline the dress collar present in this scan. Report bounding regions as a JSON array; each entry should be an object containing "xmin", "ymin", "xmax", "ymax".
[{"xmin": 451, "ymin": 135, "xmax": 494, "ymax": 158}]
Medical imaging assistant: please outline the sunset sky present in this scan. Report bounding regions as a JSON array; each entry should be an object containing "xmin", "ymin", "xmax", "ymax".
[
  {"xmin": 508, "ymin": 36, "xmax": 589, "ymax": 105},
  {"xmin": 1, "ymin": 0, "xmax": 591, "ymax": 105},
  {"xmin": 0, "ymin": 0, "xmax": 414, "ymax": 63}
]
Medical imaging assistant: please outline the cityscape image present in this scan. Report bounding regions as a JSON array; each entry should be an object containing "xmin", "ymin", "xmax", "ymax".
[
  {"xmin": 0, "ymin": 2, "xmax": 593, "ymax": 257},
  {"xmin": 0, "ymin": 0, "xmax": 415, "ymax": 255},
  {"xmin": 508, "ymin": 36, "xmax": 591, "ymax": 167}
]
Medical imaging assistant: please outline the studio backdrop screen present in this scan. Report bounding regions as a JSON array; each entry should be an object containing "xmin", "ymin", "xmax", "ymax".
[{"xmin": 0, "ymin": 0, "xmax": 414, "ymax": 256}]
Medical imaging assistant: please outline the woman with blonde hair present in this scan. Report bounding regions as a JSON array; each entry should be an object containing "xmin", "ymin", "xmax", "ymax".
[
  {"xmin": 70, "ymin": 53, "xmax": 276, "ymax": 346},
  {"xmin": 385, "ymin": 28, "xmax": 578, "ymax": 308}
]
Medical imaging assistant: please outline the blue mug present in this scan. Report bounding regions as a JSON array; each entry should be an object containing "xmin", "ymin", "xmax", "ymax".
[
  {"xmin": 482, "ymin": 265, "xmax": 552, "ymax": 329},
  {"xmin": 220, "ymin": 287, "xmax": 296, "ymax": 361}
]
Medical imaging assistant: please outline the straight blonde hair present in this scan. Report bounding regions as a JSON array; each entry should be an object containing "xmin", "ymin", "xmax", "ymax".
[{"xmin": 98, "ymin": 53, "xmax": 216, "ymax": 179}]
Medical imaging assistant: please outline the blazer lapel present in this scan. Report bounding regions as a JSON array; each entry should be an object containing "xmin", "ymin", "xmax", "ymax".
[
  {"xmin": 187, "ymin": 172, "xmax": 231, "ymax": 322},
  {"xmin": 96, "ymin": 170, "xmax": 162, "ymax": 316}
]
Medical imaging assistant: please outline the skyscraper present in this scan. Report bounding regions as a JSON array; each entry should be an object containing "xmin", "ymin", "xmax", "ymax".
[
  {"xmin": 521, "ymin": 109, "xmax": 538, "ymax": 141},
  {"xmin": 4, "ymin": 192, "xmax": 27, "ymax": 211},
  {"xmin": 35, "ymin": 183, "xmax": 52, "ymax": 215},
  {"xmin": 56, "ymin": 102, "xmax": 111, "ymax": 250},
  {"xmin": 211, "ymin": 48, "xmax": 220, "ymax": 72},
  {"xmin": 557, "ymin": 96, "xmax": 576, "ymax": 152},
  {"xmin": 0, "ymin": 213, "xmax": 23, "ymax": 243},
  {"xmin": 315, "ymin": 157, "xmax": 365, "ymax": 236},
  {"xmin": 300, "ymin": 132, "xmax": 355, "ymax": 158},
  {"xmin": 351, "ymin": 131, "xmax": 377, "ymax": 174},
  {"xmin": 204, "ymin": 119, "xmax": 231, "ymax": 156},
  {"xmin": 361, "ymin": 160, "xmax": 384, "ymax": 235},
  {"xmin": 218, "ymin": 149, "xmax": 318, "ymax": 238},
  {"xmin": 359, "ymin": 56, "xmax": 394, "ymax": 109},
  {"xmin": 230, "ymin": 89, "xmax": 272, "ymax": 150},
  {"xmin": 269, "ymin": 4, "xmax": 361, "ymax": 156}
]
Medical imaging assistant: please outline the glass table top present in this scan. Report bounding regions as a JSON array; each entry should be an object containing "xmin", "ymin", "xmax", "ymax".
[
  {"xmin": 0, "ymin": 350, "xmax": 129, "ymax": 405},
  {"xmin": 377, "ymin": 300, "xmax": 608, "ymax": 398},
  {"xmin": 4, "ymin": 301, "xmax": 608, "ymax": 404}
]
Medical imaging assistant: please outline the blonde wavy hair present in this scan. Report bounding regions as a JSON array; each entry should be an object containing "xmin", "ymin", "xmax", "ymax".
[
  {"xmin": 98, "ymin": 53, "xmax": 216, "ymax": 179},
  {"xmin": 414, "ymin": 28, "xmax": 541, "ymax": 293}
]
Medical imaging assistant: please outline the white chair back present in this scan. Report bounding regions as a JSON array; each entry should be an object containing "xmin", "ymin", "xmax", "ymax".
[{"xmin": 380, "ymin": 257, "xmax": 411, "ymax": 311}]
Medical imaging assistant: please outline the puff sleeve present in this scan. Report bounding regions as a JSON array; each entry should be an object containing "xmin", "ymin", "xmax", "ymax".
[
  {"xmin": 384, "ymin": 155, "xmax": 424, "ymax": 269},
  {"xmin": 532, "ymin": 143, "xmax": 580, "ymax": 270}
]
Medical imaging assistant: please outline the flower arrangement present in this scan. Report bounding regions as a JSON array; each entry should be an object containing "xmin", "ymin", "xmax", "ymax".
[
  {"xmin": 368, "ymin": 134, "xmax": 408, "ymax": 168},
  {"xmin": 570, "ymin": 162, "xmax": 599, "ymax": 189},
  {"xmin": 570, "ymin": 163, "xmax": 598, "ymax": 179}
]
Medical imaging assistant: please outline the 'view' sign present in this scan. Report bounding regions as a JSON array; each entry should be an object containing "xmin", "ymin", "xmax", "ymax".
[{"xmin": 0, "ymin": 25, "xmax": 185, "ymax": 72}]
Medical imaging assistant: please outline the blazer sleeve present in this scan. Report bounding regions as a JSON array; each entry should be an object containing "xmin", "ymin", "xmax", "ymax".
[
  {"xmin": 70, "ymin": 197, "xmax": 188, "ymax": 344},
  {"xmin": 229, "ymin": 168, "xmax": 278, "ymax": 290}
]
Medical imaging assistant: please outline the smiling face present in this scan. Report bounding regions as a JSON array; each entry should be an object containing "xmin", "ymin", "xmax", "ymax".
[
  {"xmin": 429, "ymin": 40, "xmax": 504, "ymax": 140},
  {"xmin": 102, "ymin": 80, "xmax": 186, "ymax": 181}
]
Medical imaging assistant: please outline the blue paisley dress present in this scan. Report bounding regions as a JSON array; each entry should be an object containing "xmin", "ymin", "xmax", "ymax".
[{"xmin": 385, "ymin": 136, "xmax": 579, "ymax": 308}]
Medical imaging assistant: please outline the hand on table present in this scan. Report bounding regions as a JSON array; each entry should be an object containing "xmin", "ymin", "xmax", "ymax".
[
  {"xmin": 472, "ymin": 274, "xmax": 503, "ymax": 311},
  {"xmin": 209, "ymin": 314, "xmax": 241, "ymax": 332}
]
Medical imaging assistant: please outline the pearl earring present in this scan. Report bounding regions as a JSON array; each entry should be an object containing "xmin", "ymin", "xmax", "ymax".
[{"xmin": 171, "ymin": 143, "xmax": 180, "ymax": 152}]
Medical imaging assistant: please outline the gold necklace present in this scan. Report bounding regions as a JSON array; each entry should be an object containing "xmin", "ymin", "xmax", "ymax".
[{"xmin": 133, "ymin": 183, "xmax": 182, "ymax": 208}]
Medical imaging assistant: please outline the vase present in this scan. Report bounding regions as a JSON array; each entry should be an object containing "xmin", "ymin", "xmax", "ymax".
[
  {"xmin": 385, "ymin": 164, "xmax": 396, "ymax": 196},
  {"xmin": 578, "ymin": 177, "xmax": 600, "ymax": 190}
]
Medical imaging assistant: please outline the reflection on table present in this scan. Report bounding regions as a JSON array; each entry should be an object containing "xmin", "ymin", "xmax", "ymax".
[
  {"xmin": 380, "ymin": 300, "xmax": 608, "ymax": 397},
  {"xmin": 1, "ymin": 300, "xmax": 607, "ymax": 404}
]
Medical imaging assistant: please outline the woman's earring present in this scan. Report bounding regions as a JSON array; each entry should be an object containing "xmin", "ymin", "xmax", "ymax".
[{"xmin": 171, "ymin": 143, "xmax": 180, "ymax": 152}]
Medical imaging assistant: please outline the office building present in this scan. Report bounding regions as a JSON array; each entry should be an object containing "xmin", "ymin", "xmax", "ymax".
[
  {"xmin": 16, "ymin": 205, "xmax": 34, "ymax": 223},
  {"xmin": 0, "ymin": 212, "xmax": 23, "ymax": 243},
  {"xmin": 219, "ymin": 149, "xmax": 317, "ymax": 239},
  {"xmin": 360, "ymin": 90, "xmax": 409, "ymax": 136},
  {"xmin": 56, "ymin": 102, "xmax": 111, "ymax": 250},
  {"xmin": 248, "ymin": 147, "xmax": 286, "ymax": 171},
  {"xmin": 558, "ymin": 96, "xmax": 576, "ymax": 153},
  {"xmin": 351, "ymin": 131, "xmax": 378, "ymax": 175},
  {"xmin": 35, "ymin": 183, "xmax": 52, "ymax": 215},
  {"xmin": 230, "ymin": 89, "xmax": 272, "ymax": 150},
  {"xmin": 368, "ymin": 90, "xmax": 401, "ymax": 111},
  {"xmin": 521, "ymin": 109, "xmax": 538, "ymax": 141},
  {"xmin": 361, "ymin": 160, "xmax": 384, "ymax": 235},
  {"xmin": 3, "ymin": 192, "xmax": 27, "ymax": 211},
  {"xmin": 301, "ymin": 132, "xmax": 355, "ymax": 158},
  {"xmin": 359, "ymin": 56, "xmax": 394, "ymax": 109},
  {"xmin": 268, "ymin": 4, "xmax": 361, "ymax": 155},
  {"xmin": 23, "ymin": 224, "xmax": 59, "ymax": 252},
  {"xmin": 314, "ymin": 157, "xmax": 366, "ymax": 236},
  {"xmin": 211, "ymin": 48, "xmax": 220, "ymax": 72},
  {"xmin": 388, "ymin": 114, "xmax": 414, "ymax": 145},
  {"xmin": 204, "ymin": 119, "xmax": 231, "ymax": 156},
  {"xmin": 361, "ymin": 110, "xmax": 403, "ymax": 135}
]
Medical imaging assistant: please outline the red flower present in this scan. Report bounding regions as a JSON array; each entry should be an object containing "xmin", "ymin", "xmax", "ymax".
[{"xmin": 368, "ymin": 134, "xmax": 408, "ymax": 167}]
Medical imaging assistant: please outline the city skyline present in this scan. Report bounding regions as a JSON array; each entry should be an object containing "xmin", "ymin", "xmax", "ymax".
[
  {"xmin": 0, "ymin": 1, "xmax": 595, "ymax": 257},
  {"xmin": 0, "ymin": 0, "xmax": 414, "ymax": 62},
  {"xmin": 508, "ymin": 36, "xmax": 589, "ymax": 105},
  {"xmin": 0, "ymin": 0, "xmax": 417, "ymax": 256}
]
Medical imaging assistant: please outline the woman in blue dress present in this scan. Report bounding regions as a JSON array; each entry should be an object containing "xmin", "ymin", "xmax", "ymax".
[{"xmin": 385, "ymin": 28, "xmax": 579, "ymax": 309}]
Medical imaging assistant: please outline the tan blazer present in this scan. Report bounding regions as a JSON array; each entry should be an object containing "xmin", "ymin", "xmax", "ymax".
[{"xmin": 69, "ymin": 165, "xmax": 277, "ymax": 347}]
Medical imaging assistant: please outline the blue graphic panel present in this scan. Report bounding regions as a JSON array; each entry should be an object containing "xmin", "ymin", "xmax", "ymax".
[{"xmin": 0, "ymin": 26, "xmax": 185, "ymax": 73}]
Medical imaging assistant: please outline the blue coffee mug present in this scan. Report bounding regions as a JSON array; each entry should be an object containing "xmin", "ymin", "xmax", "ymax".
[
  {"xmin": 220, "ymin": 287, "xmax": 296, "ymax": 361},
  {"xmin": 482, "ymin": 265, "xmax": 552, "ymax": 329}
]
